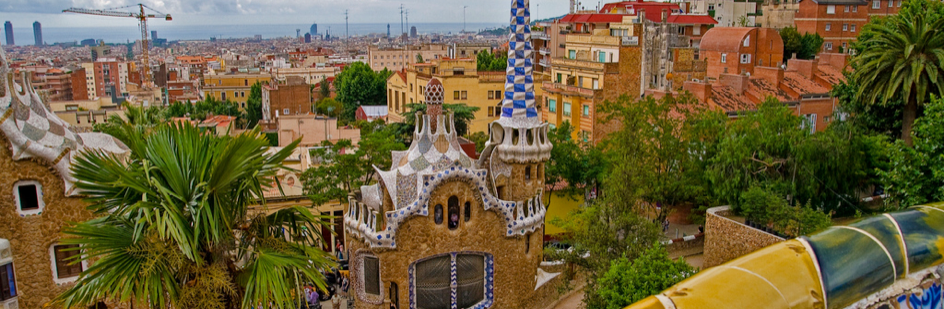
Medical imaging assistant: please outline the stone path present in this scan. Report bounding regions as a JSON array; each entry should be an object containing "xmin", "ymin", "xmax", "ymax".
[{"xmin": 549, "ymin": 287, "xmax": 586, "ymax": 309}]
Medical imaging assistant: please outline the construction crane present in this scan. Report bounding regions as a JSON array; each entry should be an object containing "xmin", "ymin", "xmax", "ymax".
[{"xmin": 63, "ymin": 4, "xmax": 172, "ymax": 88}]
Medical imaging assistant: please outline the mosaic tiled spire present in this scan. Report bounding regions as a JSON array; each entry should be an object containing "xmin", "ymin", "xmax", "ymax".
[
  {"xmin": 500, "ymin": 0, "xmax": 539, "ymax": 124},
  {"xmin": 425, "ymin": 78, "xmax": 444, "ymax": 130}
]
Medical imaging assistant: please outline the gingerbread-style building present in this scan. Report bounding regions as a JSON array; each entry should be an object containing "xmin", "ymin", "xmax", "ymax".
[{"xmin": 343, "ymin": 0, "xmax": 560, "ymax": 308}]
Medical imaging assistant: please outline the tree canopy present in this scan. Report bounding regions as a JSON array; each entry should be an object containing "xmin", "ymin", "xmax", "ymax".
[
  {"xmin": 850, "ymin": 0, "xmax": 944, "ymax": 145},
  {"xmin": 780, "ymin": 26, "xmax": 824, "ymax": 61},
  {"xmin": 334, "ymin": 62, "xmax": 392, "ymax": 122},
  {"xmin": 476, "ymin": 49, "xmax": 508, "ymax": 72}
]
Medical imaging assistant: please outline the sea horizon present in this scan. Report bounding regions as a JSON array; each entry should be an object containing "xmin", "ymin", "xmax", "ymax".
[{"xmin": 4, "ymin": 22, "xmax": 507, "ymax": 45}]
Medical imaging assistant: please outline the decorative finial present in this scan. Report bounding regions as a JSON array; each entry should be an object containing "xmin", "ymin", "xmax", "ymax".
[{"xmin": 425, "ymin": 78, "xmax": 444, "ymax": 130}]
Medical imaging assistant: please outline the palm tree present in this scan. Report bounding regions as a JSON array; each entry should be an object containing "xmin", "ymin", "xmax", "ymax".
[
  {"xmin": 852, "ymin": 7, "xmax": 944, "ymax": 145},
  {"xmin": 54, "ymin": 123, "xmax": 335, "ymax": 309}
]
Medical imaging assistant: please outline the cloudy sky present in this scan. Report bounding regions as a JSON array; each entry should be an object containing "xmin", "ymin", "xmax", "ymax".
[{"xmin": 1, "ymin": 0, "xmax": 573, "ymax": 28}]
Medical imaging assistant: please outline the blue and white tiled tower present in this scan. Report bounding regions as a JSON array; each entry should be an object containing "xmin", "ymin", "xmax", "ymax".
[{"xmin": 482, "ymin": 0, "xmax": 552, "ymax": 167}]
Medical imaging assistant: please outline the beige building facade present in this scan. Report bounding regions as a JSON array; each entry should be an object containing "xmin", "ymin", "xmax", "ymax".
[{"xmin": 368, "ymin": 44, "xmax": 449, "ymax": 72}]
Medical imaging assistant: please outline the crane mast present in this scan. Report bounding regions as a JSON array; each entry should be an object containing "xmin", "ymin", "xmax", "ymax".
[{"xmin": 63, "ymin": 4, "xmax": 172, "ymax": 89}]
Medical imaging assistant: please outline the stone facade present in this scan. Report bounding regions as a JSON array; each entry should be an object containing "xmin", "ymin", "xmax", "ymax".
[
  {"xmin": 703, "ymin": 206, "xmax": 784, "ymax": 268},
  {"xmin": 0, "ymin": 133, "xmax": 96, "ymax": 308}
]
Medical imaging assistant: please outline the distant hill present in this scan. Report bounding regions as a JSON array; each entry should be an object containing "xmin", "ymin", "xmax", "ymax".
[{"xmin": 477, "ymin": 14, "xmax": 568, "ymax": 36}]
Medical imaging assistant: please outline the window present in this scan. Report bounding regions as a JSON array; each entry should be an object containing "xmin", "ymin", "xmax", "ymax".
[
  {"xmin": 568, "ymin": 50, "xmax": 576, "ymax": 59},
  {"xmin": 581, "ymin": 130, "xmax": 590, "ymax": 142},
  {"xmin": 583, "ymin": 105, "xmax": 590, "ymax": 117},
  {"xmin": 363, "ymin": 256, "xmax": 381, "ymax": 295},
  {"xmin": 464, "ymin": 202, "xmax": 471, "ymax": 222},
  {"xmin": 461, "ymin": 91, "xmax": 468, "ymax": 100},
  {"xmin": 741, "ymin": 54, "xmax": 752, "ymax": 64},
  {"xmin": 599, "ymin": 51, "xmax": 606, "ymax": 63},
  {"xmin": 221, "ymin": 92, "xmax": 226, "ymax": 100},
  {"xmin": 844, "ymin": 5, "xmax": 850, "ymax": 12},
  {"xmin": 283, "ymin": 108, "xmax": 290, "ymax": 115},
  {"xmin": 434, "ymin": 204, "xmax": 443, "ymax": 224},
  {"xmin": 488, "ymin": 106, "xmax": 495, "ymax": 117},
  {"xmin": 0, "ymin": 263, "xmax": 16, "ymax": 302},
  {"xmin": 241, "ymin": 91, "xmax": 245, "ymax": 97},
  {"xmin": 826, "ymin": 23, "xmax": 831, "ymax": 31},
  {"xmin": 51, "ymin": 244, "xmax": 83, "ymax": 282},
  {"xmin": 803, "ymin": 114, "xmax": 818, "ymax": 133},
  {"xmin": 825, "ymin": 42, "xmax": 833, "ymax": 50},
  {"xmin": 410, "ymin": 83, "xmax": 414, "ymax": 92},
  {"xmin": 413, "ymin": 253, "xmax": 491, "ymax": 309},
  {"xmin": 873, "ymin": 0, "xmax": 880, "ymax": 8},
  {"xmin": 549, "ymin": 99, "xmax": 557, "ymax": 112},
  {"xmin": 556, "ymin": 73, "xmax": 562, "ymax": 83},
  {"xmin": 827, "ymin": 5, "xmax": 836, "ymax": 13},
  {"xmin": 454, "ymin": 91, "xmax": 460, "ymax": 100},
  {"xmin": 448, "ymin": 196, "xmax": 460, "ymax": 230},
  {"xmin": 454, "ymin": 68, "xmax": 465, "ymax": 76},
  {"xmin": 592, "ymin": 79, "xmax": 599, "ymax": 89},
  {"xmin": 843, "ymin": 24, "xmax": 848, "ymax": 31},
  {"xmin": 743, "ymin": 35, "xmax": 750, "ymax": 47},
  {"xmin": 721, "ymin": 53, "xmax": 727, "ymax": 63},
  {"xmin": 525, "ymin": 166, "xmax": 532, "ymax": 181},
  {"xmin": 851, "ymin": 24, "xmax": 856, "ymax": 32},
  {"xmin": 14, "ymin": 180, "xmax": 43, "ymax": 216},
  {"xmin": 853, "ymin": 5, "xmax": 858, "ymax": 12},
  {"xmin": 488, "ymin": 91, "xmax": 494, "ymax": 100},
  {"xmin": 563, "ymin": 103, "xmax": 572, "ymax": 116},
  {"xmin": 708, "ymin": 4, "xmax": 715, "ymax": 10},
  {"xmin": 578, "ymin": 76, "xmax": 584, "ymax": 88},
  {"xmin": 888, "ymin": 0, "xmax": 893, "ymax": 7}
]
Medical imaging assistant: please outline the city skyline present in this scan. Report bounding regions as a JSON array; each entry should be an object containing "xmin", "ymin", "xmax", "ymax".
[{"xmin": 1, "ymin": 0, "xmax": 569, "ymax": 29}]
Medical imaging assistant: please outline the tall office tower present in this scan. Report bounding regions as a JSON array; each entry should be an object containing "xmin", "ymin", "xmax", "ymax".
[
  {"xmin": 310, "ymin": 23, "xmax": 318, "ymax": 38},
  {"xmin": 151, "ymin": 30, "xmax": 157, "ymax": 39},
  {"xmin": 33, "ymin": 21, "xmax": 42, "ymax": 46},
  {"xmin": 410, "ymin": 26, "xmax": 417, "ymax": 38},
  {"xmin": 4, "ymin": 22, "xmax": 13, "ymax": 46}
]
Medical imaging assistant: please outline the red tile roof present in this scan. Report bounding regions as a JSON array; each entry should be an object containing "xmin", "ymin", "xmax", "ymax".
[
  {"xmin": 783, "ymin": 72, "xmax": 830, "ymax": 95},
  {"xmin": 560, "ymin": 13, "xmax": 631, "ymax": 23},
  {"xmin": 667, "ymin": 15, "xmax": 718, "ymax": 25}
]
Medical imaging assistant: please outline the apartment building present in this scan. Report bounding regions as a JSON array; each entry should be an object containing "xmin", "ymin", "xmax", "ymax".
[
  {"xmin": 271, "ymin": 67, "xmax": 340, "ymax": 85},
  {"xmin": 385, "ymin": 58, "xmax": 508, "ymax": 134},
  {"xmin": 368, "ymin": 44, "xmax": 449, "ymax": 72},
  {"xmin": 203, "ymin": 73, "xmax": 271, "ymax": 106},
  {"xmin": 92, "ymin": 58, "xmax": 131, "ymax": 99},
  {"xmin": 262, "ymin": 77, "xmax": 312, "ymax": 123},
  {"xmin": 795, "ymin": 0, "xmax": 900, "ymax": 53}
]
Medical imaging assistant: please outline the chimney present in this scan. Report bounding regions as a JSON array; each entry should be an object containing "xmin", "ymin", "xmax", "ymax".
[
  {"xmin": 639, "ymin": 9, "xmax": 646, "ymax": 23},
  {"xmin": 787, "ymin": 59, "xmax": 818, "ymax": 79},
  {"xmin": 684, "ymin": 80, "xmax": 712, "ymax": 103},
  {"xmin": 753, "ymin": 66, "xmax": 784, "ymax": 88},
  {"xmin": 662, "ymin": 8, "xmax": 668, "ymax": 23},
  {"xmin": 719, "ymin": 73, "xmax": 749, "ymax": 94}
]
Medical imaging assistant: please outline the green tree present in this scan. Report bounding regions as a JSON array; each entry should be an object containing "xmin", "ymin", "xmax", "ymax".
[
  {"xmin": 416, "ymin": 54, "xmax": 424, "ymax": 63},
  {"xmin": 476, "ymin": 49, "xmax": 508, "ymax": 72},
  {"xmin": 851, "ymin": 0, "xmax": 944, "ymax": 145},
  {"xmin": 832, "ymin": 71, "xmax": 903, "ymax": 138},
  {"xmin": 780, "ymin": 27, "xmax": 823, "ymax": 61},
  {"xmin": 399, "ymin": 103, "xmax": 480, "ymax": 137},
  {"xmin": 597, "ymin": 94, "xmax": 707, "ymax": 218},
  {"xmin": 547, "ymin": 198, "xmax": 663, "ymax": 308},
  {"xmin": 596, "ymin": 246, "xmax": 696, "ymax": 309},
  {"xmin": 334, "ymin": 62, "xmax": 392, "ymax": 122},
  {"xmin": 245, "ymin": 82, "xmax": 263, "ymax": 128},
  {"xmin": 880, "ymin": 94, "xmax": 944, "ymax": 207},
  {"xmin": 318, "ymin": 76, "xmax": 331, "ymax": 99},
  {"xmin": 469, "ymin": 131, "xmax": 489, "ymax": 152},
  {"xmin": 543, "ymin": 121, "xmax": 605, "ymax": 208},
  {"xmin": 301, "ymin": 126, "xmax": 407, "ymax": 205},
  {"xmin": 55, "ymin": 123, "xmax": 335, "ymax": 309},
  {"xmin": 315, "ymin": 97, "xmax": 343, "ymax": 118}
]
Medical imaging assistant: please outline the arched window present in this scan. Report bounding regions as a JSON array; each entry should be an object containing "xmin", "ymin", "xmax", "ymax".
[
  {"xmin": 434, "ymin": 204, "xmax": 444, "ymax": 225},
  {"xmin": 448, "ymin": 196, "xmax": 459, "ymax": 230},
  {"xmin": 413, "ymin": 253, "xmax": 492, "ymax": 309},
  {"xmin": 525, "ymin": 235, "xmax": 531, "ymax": 254},
  {"xmin": 525, "ymin": 166, "xmax": 532, "ymax": 181},
  {"xmin": 464, "ymin": 202, "xmax": 471, "ymax": 222}
]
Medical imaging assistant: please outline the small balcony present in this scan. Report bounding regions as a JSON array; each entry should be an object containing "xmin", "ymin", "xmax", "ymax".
[
  {"xmin": 539, "ymin": 58, "xmax": 551, "ymax": 67},
  {"xmin": 539, "ymin": 48, "xmax": 551, "ymax": 55}
]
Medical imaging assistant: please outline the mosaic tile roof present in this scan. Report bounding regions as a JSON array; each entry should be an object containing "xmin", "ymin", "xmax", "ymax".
[
  {"xmin": 497, "ymin": 0, "xmax": 542, "ymax": 129},
  {"xmin": 0, "ymin": 48, "xmax": 129, "ymax": 196}
]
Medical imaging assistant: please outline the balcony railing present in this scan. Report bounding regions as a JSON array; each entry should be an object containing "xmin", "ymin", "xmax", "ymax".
[
  {"xmin": 539, "ymin": 59, "xmax": 551, "ymax": 67},
  {"xmin": 533, "ymin": 32, "xmax": 550, "ymax": 40},
  {"xmin": 539, "ymin": 48, "xmax": 551, "ymax": 55},
  {"xmin": 542, "ymin": 82, "xmax": 599, "ymax": 97}
]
